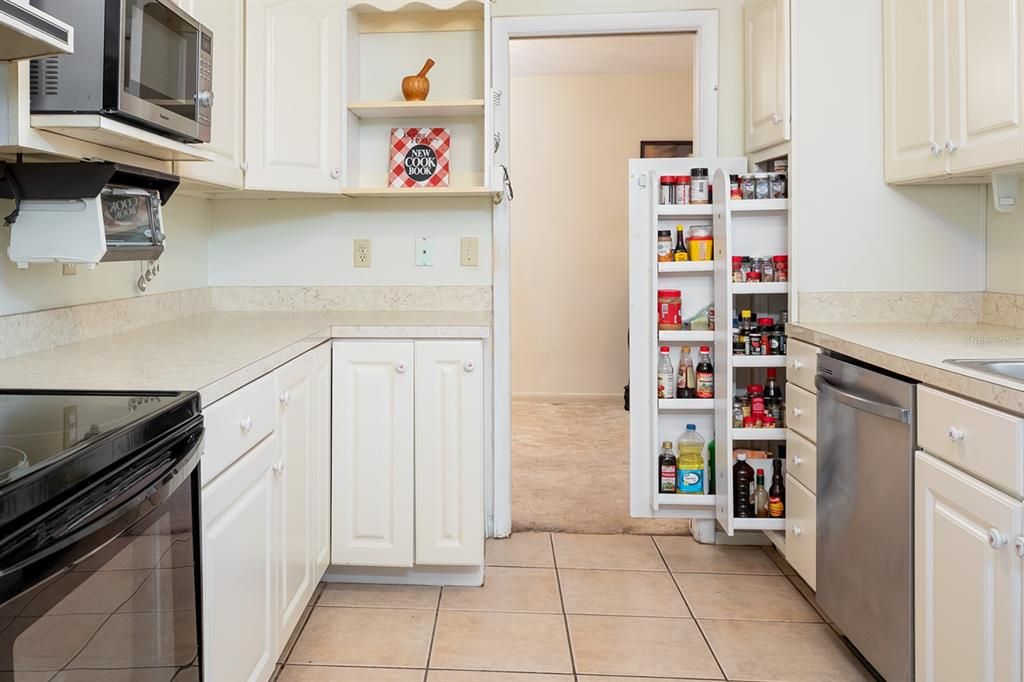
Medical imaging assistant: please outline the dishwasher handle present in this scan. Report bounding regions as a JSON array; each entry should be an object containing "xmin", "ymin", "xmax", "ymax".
[{"xmin": 815, "ymin": 375, "xmax": 911, "ymax": 424}]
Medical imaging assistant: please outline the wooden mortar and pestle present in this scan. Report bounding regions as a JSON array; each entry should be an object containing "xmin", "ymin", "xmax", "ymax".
[{"xmin": 402, "ymin": 59, "xmax": 435, "ymax": 101}]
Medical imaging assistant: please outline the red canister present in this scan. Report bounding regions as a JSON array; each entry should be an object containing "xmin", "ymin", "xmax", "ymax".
[{"xmin": 657, "ymin": 289, "xmax": 682, "ymax": 330}]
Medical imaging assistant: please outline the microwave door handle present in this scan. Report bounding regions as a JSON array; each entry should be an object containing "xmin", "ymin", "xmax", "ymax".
[{"xmin": 815, "ymin": 375, "xmax": 911, "ymax": 424}]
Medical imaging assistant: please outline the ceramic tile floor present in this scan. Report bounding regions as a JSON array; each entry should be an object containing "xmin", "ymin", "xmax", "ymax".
[{"xmin": 273, "ymin": 533, "xmax": 876, "ymax": 682}]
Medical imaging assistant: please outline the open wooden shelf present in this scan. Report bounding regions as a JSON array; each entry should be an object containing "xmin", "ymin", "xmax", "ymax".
[
  {"xmin": 657, "ymin": 204, "xmax": 713, "ymax": 218},
  {"xmin": 732, "ymin": 355, "xmax": 787, "ymax": 368},
  {"xmin": 658, "ymin": 261, "xmax": 714, "ymax": 274},
  {"xmin": 348, "ymin": 0, "xmax": 483, "ymax": 13},
  {"xmin": 733, "ymin": 282, "xmax": 789, "ymax": 295},
  {"xmin": 347, "ymin": 99, "xmax": 485, "ymax": 119},
  {"xmin": 732, "ymin": 428, "xmax": 788, "ymax": 441},
  {"xmin": 658, "ymin": 330, "xmax": 714, "ymax": 343},
  {"xmin": 731, "ymin": 198, "xmax": 789, "ymax": 212},
  {"xmin": 733, "ymin": 517, "xmax": 786, "ymax": 530},
  {"xmin": 342, "ymin": 186, "xmax": 497, "ymax": 198},
  {"xmin": 658, "ymin": 399, "xmax": 715, "ymax": 411},
  {"xmin": 657, "ymin": 493, "xmax": 717, "ymax": 507}
]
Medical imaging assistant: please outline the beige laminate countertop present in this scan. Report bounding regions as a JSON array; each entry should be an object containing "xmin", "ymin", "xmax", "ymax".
[
  {"xmin": 788, "ymin": 321, "xmax": 1024, "ymax": 414},
  {"xmin": 0, "ymin": 311, "xmax": 491, "ymax": 407}
]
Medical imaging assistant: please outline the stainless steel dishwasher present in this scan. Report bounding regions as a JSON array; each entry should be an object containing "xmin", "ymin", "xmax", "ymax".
[{"xmin": 816, "ymin": 353, "xmax": 916, "ymax": 682}]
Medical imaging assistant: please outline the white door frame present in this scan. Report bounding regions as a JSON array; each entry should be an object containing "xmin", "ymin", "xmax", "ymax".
[{"xmin": 491, "ymin": 11, "xmax": 721, "ymax": 538}]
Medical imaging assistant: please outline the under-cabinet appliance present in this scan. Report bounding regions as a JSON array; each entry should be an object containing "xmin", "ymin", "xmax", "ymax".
[
  {"xmin": 0, "ymin": 0, "xmax": 73, "ymax": 61},
  {"xmin": 0, "ymin": 389, "xmax": 204, "ymax": 679},
  {"xmin": 816, "ymin": 354, "xmax": 916, "ymax": 682},
  {"xmin": 29, "ymin": 0, "xmax": 212, "ymax": 143}
]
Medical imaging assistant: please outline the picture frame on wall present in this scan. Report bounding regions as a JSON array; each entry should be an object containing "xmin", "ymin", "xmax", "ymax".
[{"xmin": 640, "ymin": 140, "xmax": 694, "ymax": 159}]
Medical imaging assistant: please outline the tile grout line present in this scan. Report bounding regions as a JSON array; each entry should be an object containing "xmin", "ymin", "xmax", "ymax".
[
  {"xmin": 653, "ymin": 535, "xmax": 729, "ymax": 681},
  {"xmin": 550, "ymin": 533, "xmax": 580, "ymax": 681},
  {"xmin": 423, "ymin": 584, "xmax": 443, "ymax": 681}
]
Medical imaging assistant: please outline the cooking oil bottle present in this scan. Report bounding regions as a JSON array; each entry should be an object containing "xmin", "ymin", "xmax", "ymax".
[{"xmin": 676, "ymin": 424, "xmax": 705, "ymax": 494}]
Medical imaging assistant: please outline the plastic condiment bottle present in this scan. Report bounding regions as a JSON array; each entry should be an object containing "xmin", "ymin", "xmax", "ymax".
[
  {"xmin": 695, "ymin": 346, "xmax": 714, "ymax": 398},
  {"xmin": 657, "ymin": 347, "xmax": 675, "ymax": 399},
  {"xmin": 733, "ymin": 454, "xmax": 755, "ymax": 517},
  {"xmin": 676, "ymin": 425, "xmax": 705, "ymax": 494}
]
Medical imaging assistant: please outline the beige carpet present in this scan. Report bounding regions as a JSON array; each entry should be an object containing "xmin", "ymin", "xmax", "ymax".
[{"xmin": 512, "ymin": 400, "xmax": 690, "ymax": 535}]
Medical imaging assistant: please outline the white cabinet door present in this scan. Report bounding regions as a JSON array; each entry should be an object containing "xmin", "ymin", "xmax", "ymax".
[
  {"xmin": 744, "ymin": 0, "xmax": 790, "ymax": 152},
  {"xmin": 414, "ymin": 341, "xmax": 485, "ymax": 566},
  {"xmin": 883, "ymin": 0, "xmax": 948, "ymax": 181},
  {"xmin": 915, "ymin": 451, "xmax": 1022, "ymax": 682},
  {"xmin": 245, "ymin": 0, "xmax": 342, "ymax": 193},
  {"xmin": 202, "ymin": 435, "xmax": 278, "ymax": 682},
  {"xmin": 331, "ymin": 341, "xmax": 414, "ymax": 567},
  {"xmin": 175, "ymin": 0, "xmax": 244, "ymax": 188},
  {"xmin": 310, "ymin": 344, "xmax": 332, "ymax": 577},
  {"xmin": 947, "ymin": 0, "xmax": 1024, "ymax": 173},
  {"xmin": 274, "ymin": 351, "xmax": 316, "ymax": 646}
]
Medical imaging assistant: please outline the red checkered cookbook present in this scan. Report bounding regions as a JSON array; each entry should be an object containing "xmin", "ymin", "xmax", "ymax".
[{"xmin": 389, "ymin": 127, "xmax": 450, "ymax": 188}]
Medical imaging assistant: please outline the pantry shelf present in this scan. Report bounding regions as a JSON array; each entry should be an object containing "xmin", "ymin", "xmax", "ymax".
[
  {"xmin": 658, "ymin": 261, "xmax": 714, "ymax": 274},
  {"xmin": 657, "ymin": 205, "xmax": 714, "ymax": 218},
  {"xmin": 732, "ymin": 428, "xmax": 788, "ymax": 441},
  {"xmin": 732, "ymin": 355, "xmax": 788, "ymax": 368},
  {"xmin": 659, "ymin": 399, "xmax": 715, "ymax": 411},
  {"xmin": 732, "ymin": 282, "xmax": 789, "ymax": 295},
  {"xmin": 342, "ymin": 186, "xmax": 497, "ymax": 198},
  {"xmin": 731, "ymin": 198, "xmax": 789, "ymax": 213},
  {"xmin": 658, "ymin": 330, "xmax": 714, "ymax": 343},
  {"xmin": 347, "ymin": 99, "xmax": 485, "ymax": 119},
  {"xmin": 656, "ymin": 493, "xmax": 717, "ymax": 507},
  {"xmin": 733, "ymin": 517, "xmax": 787, "ymax": 531}
]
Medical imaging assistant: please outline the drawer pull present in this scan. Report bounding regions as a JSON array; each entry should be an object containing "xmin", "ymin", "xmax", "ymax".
[
  {"xmin": 273, "ymin": 460, "xmax": 285, "ymax": 476},
  {"xmin": 240, "ymin": 416, "xmax": 254, "ymax": 433},
  {"xmin": 395, "ymin": 361, "xmax": 408, "ymax": 374},
  {"xmin": 988, "ymin": 528, "xmax": 1008, "ymax": 550},
  {"xmin": 947, "ymin": 426, "xmax": 966, "ymax": 443},
  {"xmin": 279, "ymin": 390, "xmax": 291, "ymax": 406},
  {"xmin": 792, "ymin": 526, "xmax": 803, "ymax": 536},
  {"xmin": 463, "ymin": 360, "xmax": 476, "ymax": 372},
  {"xmin": 792, "ymin": 359, "xmax": 803, "ymax": 370},
  {"xmin": 793, "ymin": 456, "xmax": 803, "ymax": 466},
  {"xmin": 792, "ymin": 407, "xmax": 803, "ymax": 417}
]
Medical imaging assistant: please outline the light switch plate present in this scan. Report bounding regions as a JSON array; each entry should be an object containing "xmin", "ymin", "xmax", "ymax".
[
  {"xmin": 415, "ymin": 237, "xmax": 434, "ymax": 267},
  {"xmin": 354, "ymin": 239, "xmax": 371, "ymax": 268},
  {"xmin": 461, "ymin": 237, "xmax": 479, "ymax": 267}
]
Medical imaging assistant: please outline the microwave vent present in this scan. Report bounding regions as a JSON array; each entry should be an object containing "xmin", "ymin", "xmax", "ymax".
[{"xmin": 29, "ymin": 57, "xmax": 60, "ymax": 96}]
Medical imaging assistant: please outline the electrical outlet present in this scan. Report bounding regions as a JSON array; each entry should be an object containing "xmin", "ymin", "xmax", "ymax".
[
  {"xmin": 460, "ymin": 237, "xmax": 479, "ymax": 267},
  {"xmin": 354, "ymin": 239, "xmax": 371, "ymax": 268},
  {"xmin": 415, "ymin": 237, "xmax": 434, "ymax": 267},
  {"xmin": 62, "ymin": 263, "xmax": 77, "ymax": 276}
]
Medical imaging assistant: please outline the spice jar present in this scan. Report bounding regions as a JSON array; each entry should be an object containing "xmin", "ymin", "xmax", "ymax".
[
  {"xmin": 741, "ymin": 173, "xmax": 756, "ymax": 200},
  {"xmin": 657, "ymin": 289, "xmax": 683, "ymax": 330},
  {"xmin": 755, "ymin": 173, "xmax": 770, "ymax": 200},
  {"xmin": 748, "ymin": 330, "xmax": 764, "ymax": 356},
  {"xmin": 731, "ymin": 256, "xmax": 743, "ymax": 283},
  {"xmin": 729, "ymin": 174, "xmax": 742, "ymax": 200},
  {"xmin": 690, "ymin": 168, "xmax": 709, "ymax": 204},
  {"xmin": 660, "ymin": 176, "xmax": 674, "ymax": 205},
  {"xmin": 762, "ymin": 257, "xmax": 775, "ymax": 282},
  {"xmin": 770, "ymin": 172, "xmax": 787, "ymax": 199},
  {"xmin": 675, "ymin": 176, "xmax": 691, "ymax": 204},
  {"xmin": 746, "ymin": 259, "xmax": 762, "ymax": 282},
  {"xmin": 732, "ymin": 397, "xmax": 744, "ymax": 428},
  {"xmin": 740, "ymin": 257, "xmax": 752, "ymax": 282},
  {"xmin": 773, "ymin": 255, "xmax": 788, "ymax": 282},
  {"xmin": 687, "ymin": 225, "xmax": 713, "ymax": 261},
  {"xmin": 759, "ymin": 318, "xmax": 776, "ymax": 354},
  {"xmin": 657, "ymin": 230, "xmax": 673, "ymax": 262}
]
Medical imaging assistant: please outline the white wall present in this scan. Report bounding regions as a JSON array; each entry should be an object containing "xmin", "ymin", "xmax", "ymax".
[
  {"xmin": 790, "ymin": 0, "xmax": 985, "ymax": 295},
  {"xmin": 510, "ymin": 69, "xmax": 693, "ymax": 398},
  {"xmin": 207, "ymin": 198, "xmax": 492, "ymax": 286},
  {"xmin": 493, "ymin": 0, "xmax": 744, "ymax": 157},
  {"xmin": 0, "ymin": 196, "xmax": 211, "ymax": 316},
  {"xmin": 987, "ymin": 182, "xmax": 1024, "ymax": 295}
]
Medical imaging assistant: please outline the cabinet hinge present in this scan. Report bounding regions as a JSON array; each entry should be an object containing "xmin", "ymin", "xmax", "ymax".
[
  {"xmin": 493, "ymin": 131, "xmax": 502, "ymax": 154},
  {"xmin": 492, "ymin": 89, "xmax": 502, "ymax": 107}
]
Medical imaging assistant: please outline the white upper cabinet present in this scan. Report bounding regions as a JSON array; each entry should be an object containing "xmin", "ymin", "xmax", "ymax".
[
  {"xmin": 744, "ymin": 0, "xmax": 790, "ymax": 152},
  {"xmin": 883, "ymin": 0, "xmax": 947, "ymax": 182},
  {"xmin": 947, "ymin": 0, "xmax": 1024, "ymax": 173},
  {"xmin": 175, "ymin": 0, "xmax": 244, "ymax": 188},
  {"xmin": 915, "ymin": 451, "xmax": 1023, "ymax": 682},
  {"xmin": 245, "ymin": 0, "xmax": 342, "ymax": 193},
  {"xmin": 884, "ymin": 0, "xmax": 1024, "ymax": 181},
  {"xmin": 414, "ymin": 341, "xmax": 485, "ymax": 566},
  {"xmin": 331, "ymin": 341, "xmax": 415, "ymax": 567}
]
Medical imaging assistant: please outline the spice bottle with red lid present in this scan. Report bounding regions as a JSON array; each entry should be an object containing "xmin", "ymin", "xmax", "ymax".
[
  {"xmin": 674, "ymin": 176, "xmax": 690, "ymax": 204},
  {"xmin": 659, "ymin": 176, "xmax": 675, "ymax": 205}
]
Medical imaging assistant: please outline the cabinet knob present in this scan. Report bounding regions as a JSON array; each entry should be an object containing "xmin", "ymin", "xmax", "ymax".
[
  {"xmin": 793, "ymin": 456, "xmax": 803, "ymax": 466},
  {"xmin": 945, "ymin": 140, "xmax": 959, "ymax": 153},
  {"xmin": 792, "ymin": 526, "xmax": 803, "ymax": 536},
  {"xmin": 989, "ymin": 528, "xmax": 1008, "ymax": 550},
  {"xmin": 279, "ymin": 390, "xmax": 291, "ymax": 406},
  {"xmin": 1015, "ymin": 536, "xmax": 1024, "ymax": 558},
  {"xmin": 330, "ymin": 168, "xmax": 341, "ymax": 179},
  {"xmin": 947, "ymin": 426, "xmax": 966, "ymax": 443},
  {"xmin": 792, "ymin": 359, "xmax": 802, "ymax": 370},
  {"xmin": 240, "ymin": 416, "xmax": 254, "ymax": 433},
  {"xmin": 792, "ymin": 407, "xmax": 803, "ymax": 417},
  {"xmin": 463, "ymin": 360, "xmax": 476, "ymax": 372},
  {"xmin": 273, "ymin": 460, "xmax": 284, "ymax": 476},
  {"xmin": 930, "ymin": 142, "xmax": 942, "ymax": 156},
  {"xmin": 395, "ymin": 361, "xmax": 408, "ymax": 374},
  {"xmin": 771, "ymin": 113, "xmax": 782, "ymax": 125}
]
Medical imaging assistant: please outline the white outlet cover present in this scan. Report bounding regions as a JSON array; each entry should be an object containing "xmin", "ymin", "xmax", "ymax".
[{"xmin": 415, "ymin": 237, "xmax": 434, "ymax": 266}]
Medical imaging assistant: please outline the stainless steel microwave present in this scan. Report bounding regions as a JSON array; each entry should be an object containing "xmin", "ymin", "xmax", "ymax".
[{"xmin": 28, "ymin": 0, "xmax": 212, "ymax": 143}]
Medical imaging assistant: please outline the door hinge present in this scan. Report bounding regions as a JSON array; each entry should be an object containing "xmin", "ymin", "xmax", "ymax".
[
  {"xmin": 493, "ymin": 131, "xmax": 502, "ymax": 154},
  {"xmin": 492, "ymin": 89, "xmax": 502, "ymax": 107}
]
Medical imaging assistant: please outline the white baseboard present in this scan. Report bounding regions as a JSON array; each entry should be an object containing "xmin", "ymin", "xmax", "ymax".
[
  {"xmin": 512, "ymin": 392, "xmax": 621, "ymax": 404},
  {"xmin": 323, "ymin": 563, "xmax": 484, "ymax": 587}
]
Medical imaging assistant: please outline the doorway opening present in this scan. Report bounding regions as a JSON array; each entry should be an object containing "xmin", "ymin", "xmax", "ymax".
[{"xmin": 505, "ymin": 32, "xmax": 700, "ymax": 535}]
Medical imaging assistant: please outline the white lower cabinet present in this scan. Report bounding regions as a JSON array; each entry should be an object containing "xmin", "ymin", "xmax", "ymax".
[
  {"xmin": 202, "ymin": 345, "xmax": 331, "ymax": 682},
  {"xmin": 784, "ymin": 474, "xmax": 816, "ymax": 590},
  {"xmin": 331, "ymin": 339, "xmax": 485, "ymax": 569},
  {"xmin": 915, "ymin": 451, "xmax": 1023, "ymax": 682}
]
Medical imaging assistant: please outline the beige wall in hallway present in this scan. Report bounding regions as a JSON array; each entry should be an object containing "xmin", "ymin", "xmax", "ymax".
[{"xmin": 510, "ymin": 69, "xmax": 693, "ymax": 399}]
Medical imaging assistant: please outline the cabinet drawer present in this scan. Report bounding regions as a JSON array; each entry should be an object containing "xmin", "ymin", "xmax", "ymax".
[
  {"xmin": 918, "ymin": 386, "xmax": 1024, "ymax": 497},
  {"xmin": 786, "ymin": 430, "xmax": 817, "ymax": 494},
  {"xmin": 202, "ymin": 373, "xmax": 277, "ymax": 485},
  {"xmin": 784, "ymin": 475, "xmax": 816, "ymax": 590},
  {"xmin": 787, "ymin": 383, "xmax": 817, "ymax": 442},
  {"xmin": 786, "ymin": 339, "xmax": 820, "ymax": 394}
]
